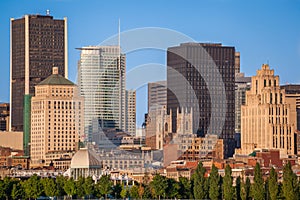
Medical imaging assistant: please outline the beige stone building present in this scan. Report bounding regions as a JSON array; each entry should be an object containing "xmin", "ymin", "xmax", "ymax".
[
  {"xmin": 30, "ymin": 67, "xmax": 84, "ymax": 169},
  {"xmin": 0, "ymin": 131, "xmax": 23, "ymax": 150},
  {"xmin": 240, "ymin": 64, "xmax": 297, "ymax": 157}
]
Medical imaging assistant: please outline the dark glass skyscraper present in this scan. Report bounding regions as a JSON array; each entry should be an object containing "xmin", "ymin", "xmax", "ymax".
[
  {"xmin": 167, "ymin": 43, "xmax": 235, "ymax": 158},
  {"xmin": 10, "ymin": 14, "xmax": 68, "ymax": 131}
]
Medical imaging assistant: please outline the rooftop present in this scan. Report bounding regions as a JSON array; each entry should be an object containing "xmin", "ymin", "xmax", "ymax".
[{"xmin": 38, "ymin": 67, "xmax": 74, "ymax": 86}]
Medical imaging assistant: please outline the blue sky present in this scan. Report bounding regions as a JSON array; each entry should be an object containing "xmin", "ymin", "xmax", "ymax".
[{"xmin": 1, "ymin": 0, "xmax": 300, "ymax": 127}]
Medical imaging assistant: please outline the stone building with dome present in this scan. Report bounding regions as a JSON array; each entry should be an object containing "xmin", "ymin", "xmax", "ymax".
[
  {"xmin": 30, "ymin": 67, "xmax": 84, "ymax": 169},
  {"xmin": 70, "ymin": 148, "xmax": 102, "ymax": 180}
]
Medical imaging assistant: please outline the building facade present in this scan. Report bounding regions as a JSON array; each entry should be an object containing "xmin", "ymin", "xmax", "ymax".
[
  {"xmin": 125, "ymin": 90, "xmax": 136, "ymax": 135},
  {"xmin": 0, "ymin": 103, "xmax": 10, "ymax": 131},
  {"xmin": 240, "ymin": 64, "xmax": 297, "ymax": 157},
  {"xmin": 10, "ymin": 14, "xmax": 68, "ymax": 132},
  {"xmin": 167, "ymin": 43, "xmax": 236, "ymax": 158},
  {"xmin": 235, "ymin": 73, "xmax": 251, "ymax": 134},
  {"xmin": 77, "ymin": 46, "xmax": 126, "ymax": 142},
  {"xmin": 146, "ymin": 81, "xmax": 167, "ymax": 149},
  {"xmin": 30, "ymin": 67, "xmax": 83, "ymax": 169},
  {"xmin": 280, "ymin": 84, "xmax": 300, "ymax": 155}
]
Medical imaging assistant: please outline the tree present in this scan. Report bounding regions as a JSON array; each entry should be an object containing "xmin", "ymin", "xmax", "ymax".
[
  {"xmin": 83, "ymin": 176, "xmax": 94, "ymax": 198},
  {"xmin": 64, "ymin": 177, "xmax": 77, "ymax": 199},
  {"xmin": 268, "ymin": 167, "xmax": 278, "ymax": 200},
  {"xmin": 240, "ymin": 177, "xmax": 251, "ymax": 200},
  {"xmin": 235, "ymin": 176, "xmax": 241, "ymax": 200},
  {"xmin": 0, "ymin": 180, "xmax": 6, "ymax": 200},
  {"xmin": 120, "ymin": 185, "xmax": 129, "ymax": 199},
  {"xmin": 112, "ymin": 183, "xmax": 122, "ymax": 199},
  {"xmin": 149, "ymin": 174, "xmax": 168, "ymax": 199},
  {"xmin": 283, "ymin": 162, "xmax": 299, "ymax": 200},
  {"xmin": 142, "ymin": 185, "xmax": 152, "ymax": 199},
  {"xmin": 193, "ymin": 161, "xmax": 208, "ymax": 199},
  {"xmin": 11, "ymin": 182, "xmax": 24, "ymax": 200},
  {"xmin": 167, "ymin": 178, "xmax": 180, "ymax": 199},
  {"xmin": 223, "ymin": 165, "xmax": 234, "ymax": 200},
  {"xmin": 75, "ymin": 176, "xmax": 86, "ymax": 198},
  {"xmin": 41, "ymin": 178, "xmax": 58, "ymax": 198},
  {"xmin": 95, "ymin": 175, "xmax": 112, "ymax": 199},
  {"xmin": 209, "ymin": 164, "xmax": 220, "ymax": 200},
  {"xmin": 129, "ymin": 185, "xmax": 139, "ymax": 199},
  {"xmin": 178, "ymin": 177, "xmax": 192, "ymax": 199},
  {"xmin": 251, "ymin": 163, "xmax": 265, "ymax": 200},
  {"xmin": 56, "ymin": 175, "xmax": 67, "ymax": 197},
  {"xmin": 138, "ymin": 184, "xmax": 145, "ymax": 199},
  {"xmin": 23, "ymin": 174, "xmax": 43, "ymax": 199},
  {"xmin": 75, "ymin": 176, "xmax": 85, "ymax": 198}
]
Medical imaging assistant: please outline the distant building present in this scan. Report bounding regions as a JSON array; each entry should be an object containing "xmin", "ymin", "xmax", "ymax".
[
  {"xmin": 77, "ymin": 46, "xmax": 126, "ymax": 142},
  {"xmin": 280, "ymin": 84, "xmax": 300, "ymax": 155},
  {"xmin": 167, "ymin": 43, "xmax": 236, "ymax": 158},
  {"xmin": 235, "ymin": 73, "xmax": 251, "ymax": 134},
  {"xmin": 30, "ymin": 67, "xmax": 84, "ymax": 170},
  {"xmin": 240, "ymin": 64, "xmax": 297, "ymax": 157},
  {"xmin": 70, "ymin": 148, "xmax": 102, "ymax": 180},
  {"xmin": 165, "ymin": 160, "xmax": 198, "ymax": 181},
  {"xmin": 0, "ymin": 103, "xmax": 9, "ymax": 131},
  {"xmin": 146, "ymin": 81, "xmax": 167, "ymax": 149},
  {"xmin": 99, "ymin": 149, "xmax": 150, "ymax": 170},
  {"xmin": 0, "ymin": 131, "xmax": 23, "ymax": 150},
  {"xmin": 235, "ymin": 52, "xmax": 241, "ymax": 74},
  {"xmin": 280, "ymin": 84, "xmax": 300, "ymax": 129},
  {"xmin": 125, "ymin": 90, "xmax": 136, "ymax": 135},
  {"xmin": 10, "ymin": 14, "xmax": 68, "ymax": 132}
]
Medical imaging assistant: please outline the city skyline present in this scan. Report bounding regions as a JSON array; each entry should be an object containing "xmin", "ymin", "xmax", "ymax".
[{"xmin": 1, "ymin": 0, "xmax": 300, "ymax": 127}]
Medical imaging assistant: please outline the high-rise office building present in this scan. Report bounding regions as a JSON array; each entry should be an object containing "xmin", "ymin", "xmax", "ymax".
[
  {"xmin": 167, "ymin": 43, "xmax": 236, "ymax": 158},
  {"xmin": 146, "ymin": 81, "xmax": 167, "ymax": 149},
  {"xmin": 235, "ymin": 73, "xmax": 251, "ymax": 134},
  {"xmin": 0, "ymin": 103, "xmax": 10, "ymax": 131},
  {"xmin": 234, "ymin": 52, "xmax": 241, "ymax": 74},
  {"xmin": 30, "ymin": 67, "xmax": 83, "ymax": 169},
  {"xmin": 10, "ymin": 13, "xmax": 68, "ymax": 132},
  {"xmin": 240, "ymin": 64, "xmax": 296, "ymax": 157},
  {"xmin": 280, "ymin": 84, "xmax": 300, "ymax": 155},
  {"xmin": 77, "ymin": 46, "xmax": 126, "ymax": 141},
  {"xmin": 125, "ymin": 90, "xmax": 136, "ymax": 135}
]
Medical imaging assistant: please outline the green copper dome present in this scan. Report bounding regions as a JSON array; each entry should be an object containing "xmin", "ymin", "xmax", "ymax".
[{"xmin": 38, "ymin": 74, "xmax": 75, "ymax": 86}]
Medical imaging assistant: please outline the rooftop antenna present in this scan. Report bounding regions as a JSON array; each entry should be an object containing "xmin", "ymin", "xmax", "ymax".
[{"xmin": 46, "ymin": 9, "xmax": 50, "ymax": 16}]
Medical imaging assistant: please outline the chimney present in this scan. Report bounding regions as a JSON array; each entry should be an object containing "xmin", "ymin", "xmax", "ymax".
[{"xmin": 53, "ymin": 67, "xmax": 59, "ymax": 75}]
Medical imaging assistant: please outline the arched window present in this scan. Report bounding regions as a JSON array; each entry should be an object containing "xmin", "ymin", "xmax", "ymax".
[{"xmin": 165, "ymin": 123, "xmax": 168, "ymax": 132}]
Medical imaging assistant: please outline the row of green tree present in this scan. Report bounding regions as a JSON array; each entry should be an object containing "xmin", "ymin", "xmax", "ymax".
[{"xmin": 0, "ymin": 161, "xmax": 299, "ymax": 199}]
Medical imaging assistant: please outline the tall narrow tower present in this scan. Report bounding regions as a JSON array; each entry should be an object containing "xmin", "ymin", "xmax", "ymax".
[{"xmin": 10, "ymin": 13, "xmax": 68, "ymax": 132}]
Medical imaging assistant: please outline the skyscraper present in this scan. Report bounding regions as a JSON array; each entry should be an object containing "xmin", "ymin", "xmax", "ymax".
[
  {"xmin": 240, "ymin": 64, "xmax": 296, "ymax": 157},
  {"xmin": 167, "ymin": 43, "xmax": 236, "ymax": 158},
  {"xmin": 30, "ymin": 67, "xmax": 83, "ymax": 169},
  {"xmin": 0, "ymin": 103, "xmax": 9, "ymax": 131},
  {"xmin": 146, "ymin": 81, "xmax": 167, "ymax": 149},
  {"xmin": 77, "ymin": 46, "xmax": 126, "ymax": 141},
  {"xmin": 235, "ymin": 73, "xmax": 251, "ymax": 134},
  {"xmin": 10, "ymin": 13, "xmax": 68, "ymax": 131},
  {"xmin": 125, "ymin": 90, "xmax": 136, "ymax": 135}
]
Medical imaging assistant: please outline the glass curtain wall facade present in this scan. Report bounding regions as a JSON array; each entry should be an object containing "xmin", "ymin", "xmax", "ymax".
[
  {"xmin": 77, "ymin": 46, "xmax": 126, "ymax": 142},
  {"xmin": 167, "ymin": 43, "xmax": 236, "ymax": 158}
]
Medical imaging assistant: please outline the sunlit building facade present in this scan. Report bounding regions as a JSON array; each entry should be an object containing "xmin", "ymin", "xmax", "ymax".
[
  {"xmin": 77, "ymin": 46, "xmax": 126, "ymax": 142},
  {"xmin": 30, "ymin": 67, "xmax": 83, "ymax": 169},
  {"xmin": 240, "ymin": 64, "xmax": 297, "ymax": 157}
]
